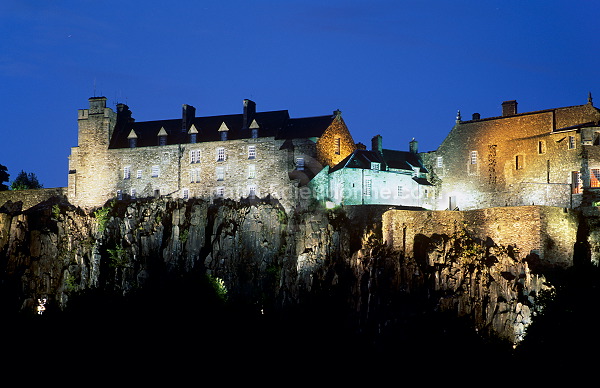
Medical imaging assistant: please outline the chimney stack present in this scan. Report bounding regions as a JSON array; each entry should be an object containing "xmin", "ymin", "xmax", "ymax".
[
  {"xmin": 243, "ymin": 99, "xmax": 256, "ymax": 129},
  {"xmin": 409, "ymin": 138, "xmax": 418, "ymax": 153},
  {"xmin": 502, "ymin": 100, "xmax": 518, "ymax": 116},
  {"xmin": 472, "ymin": 112, "xmax": 480, "ymax": 120},
  {"xmin": 182, "ymin": 104, "xmax": 196, "ymax": 132},
  {"xmin": 371, "ymin": 135, "xmax": 382, "ymax": 154}
]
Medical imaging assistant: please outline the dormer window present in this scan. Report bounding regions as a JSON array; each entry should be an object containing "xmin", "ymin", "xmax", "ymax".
[
  {"xmin": 127, "ymin": 129, "xmax": 138, "ymax": 148},
  {"xmin": 371, "ymin": 162, "xmax": 380, "ymax": 171},
  {"xmin": 188, "ymin": 124, "xmax": 198, "ymax": 144},
  {"xmin": 218, "ymin": 122, "xmax": 229, "ymax": 141},
  {"xmin": 157, "ymin": 127, "xmax": 168, "ymax": 146},
  {"xmin": 250, "ymin": 119, "xmax": 259, "ymax": 139}
]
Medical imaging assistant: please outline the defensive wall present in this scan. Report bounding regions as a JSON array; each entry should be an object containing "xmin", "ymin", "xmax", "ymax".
[
  {"xmin": 382, "ymin": 205, "xmax": 579, "ymax": 269},
  {"xmin": 0, "ymin": 188, "xmax": 67, "ymax": 211}
]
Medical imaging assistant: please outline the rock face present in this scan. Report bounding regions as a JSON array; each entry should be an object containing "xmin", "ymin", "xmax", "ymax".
[{"xmin": 0, "ymin": 197, "xmax": 566, "ymax": 349}]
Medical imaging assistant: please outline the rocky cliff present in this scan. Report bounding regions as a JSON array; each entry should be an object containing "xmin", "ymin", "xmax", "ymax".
[{"xmin": 0, "ymin": 196, "xmax": 587, "ymax": 364}]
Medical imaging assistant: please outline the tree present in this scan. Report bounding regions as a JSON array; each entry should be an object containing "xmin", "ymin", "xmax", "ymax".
[
  {"xmin": 10, "ymin": 170, "xmax": 43, "ymax": 190},
  {"xmin": 0, "ymin": 164, "xmax": 8, "ymax": 191}
]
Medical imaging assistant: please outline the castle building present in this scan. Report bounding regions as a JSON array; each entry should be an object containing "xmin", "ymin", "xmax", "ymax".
[
  {"xmin": 68, "ymin": 97, "xmax": 356, "ymax": 210},
  {"xmin": 426, "ymin": 95, "xmax": 600, "ymax": 210},
  {"xmin": 311, "ymin": 135, "xmax": 434, "ymax": 208}
]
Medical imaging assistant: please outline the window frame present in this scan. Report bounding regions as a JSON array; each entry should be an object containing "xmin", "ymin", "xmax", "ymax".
[
  {"xmin": 151, "ymin": 165, "xmax": 160, "ymax": 178},
  {"xmin": 248, "ymin": 145, "xmax": 256, "ymax": 159},
  {"xmin": 217, "ymin": 147, "xmax": 226, "ymax": 162},
  {"xmin": 470, "ymin": 150, "xmax": 478, "ymax": 164}
]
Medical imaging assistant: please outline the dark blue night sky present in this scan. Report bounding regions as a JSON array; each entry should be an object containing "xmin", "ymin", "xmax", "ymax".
[{"xmin": 1, "ymin": 0, "xmax": 599, "ymax": 188}]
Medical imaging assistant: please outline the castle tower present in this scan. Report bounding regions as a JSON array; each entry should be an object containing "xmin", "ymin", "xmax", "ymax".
[{"xmin": 68, "ymin": 97, "xmax": 118, "ymax": 208}]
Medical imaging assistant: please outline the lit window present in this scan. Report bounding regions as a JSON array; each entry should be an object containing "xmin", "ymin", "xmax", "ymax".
[
  {"xmin": 216, "ymin": 187, "xmax": 225, "ymax": 197},
  {"xmin": 248, "ymin": 164, "xmax": 256, "ymax": 179},
  {"xmin": 572, "ymin": 171, "xmax": 582, "ymax": 194},
  {"xmin": 248, "ymin": 185, "xmax": 257, "ymax": 198},
  {"xmin": 568, "ymin": 136, "xmax": 576, "ymax": 149},
  {"xmin": 248, "ymin": 145, "xmax": 256, "ymax": 159},
  {"xmin": 371, "ymin": 162, "xmax": 380, "ymax": 171},
  {"xmin": 591, "ymin": 169, "xmax": 600, "ymax": 188},
  {"xmin": 364, "ymin": 179, "xmax": 372, "ymax": 196},
  {"xmin": 516, "ymin": 155, "xmax": 524, "ymax": 170},
  {"xmin": 151, "ymin": 165, "xmax": 160, "ymax": 178},
  {"xmin": 470, "ymin": 151, "xmax": 478, "ymax": 164},
  {"xmin": 190, "ymin": 150, "xmax": 200, "ymax": 164},
  {"xmin": 217, "ymin": 147, "xmax": 226, "ymax": 162},
  {"xmin": 436, "ymin": 156, "xmax": 443, "ymax": 168},
  {"xmin": 296, "ymin": 157, "xmax": 305, "ymax": 170},
  {"xmin": 335, "ymin": 138, "xmax": 341, "ymax": 155},
  {"xmin": 123, "ymin": 166, "xmax": 131, "ymax": 179},
  {"xmin": 216, "ymin": 167, "xmax": 224, "ymax": 181},
  {"xmin": 182, "ymin": 188, "xmax": 189, "ymax": 200},
  {"xmin": 137, "ymin": 170, "xmax": 142, "ymax": 179}
]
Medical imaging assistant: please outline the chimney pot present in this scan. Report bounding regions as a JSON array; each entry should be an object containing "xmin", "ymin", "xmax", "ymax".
[
  {"xmin": 182, "ymin": 104, "xmax": 196, "ymax": 132},
  {"xmin": 371, "ymin": 135, "xmax": 382, "ymax": 154},
  {"xmin": 243, "ymin": 99, "xmax": 256, "ymax": 129},
  {"xmin": 502, "ymin": 100, "xmax": 518, "ymax": 116},
  {"xmin": 409, "ymin": 138, "xmax": 418, "ymax": 153}
]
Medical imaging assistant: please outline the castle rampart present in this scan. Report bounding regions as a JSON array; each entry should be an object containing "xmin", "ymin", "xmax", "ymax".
[{"xmin": 382, "ymin": 205, "xmax": 579, "ymax": 269}]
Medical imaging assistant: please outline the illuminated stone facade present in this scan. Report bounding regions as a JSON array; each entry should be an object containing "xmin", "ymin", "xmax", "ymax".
[
  {"xmin": 426, "ymin": 97, "xmax": 600, "ymax": 211},
  {"xmin": 311, "ymin": 135, "xmax": 434, "ymax": 208},
  {"xmin": 68, "ymin": 97, "xmax": 356, "ymax": 210}
]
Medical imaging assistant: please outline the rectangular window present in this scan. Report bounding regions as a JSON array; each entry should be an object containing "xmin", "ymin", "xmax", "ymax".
[
  {"xmin": 248, "ymin": 185, "xmax": 257, "ymax": 198},
  {"xmin": 117, "ymin": 190, "xmax": 122, "ymax": 200},
  {"xmin": 248, "ymin": 145, "xmax": 256, "ymax": 159},
  {"xmin": 572, "ymin": 171, "xmax": 582, "ymax": 194},
  {"xmin": 515, "ymin": 155, "xmax": 524, "ymax": 170},
  {"xmin": 296, "ymin": 157, "xmax": 305, "ymax": 171},
  {"xmin": 397, "ymin": 185, "xmax": 403, "ymax": 198},
  {"xmin": 190, "ymin": 150, "xmax": 200, "ymax": 164},
  {"xmin": 217, "ymin": 147, "xmax": 226, "ymax": 162},
  {"xmin": 159, "ymin": 136, "xmax": 167, "ymax": 146},
  {"xmin": 136, "ymin": 169, "xmax": 142, "ymax": 179},
  {"xmin": 221, "ymin": 131, "xmax": 227, "ymax": 141},
  {"xmin": 568, "ymin": 135, "xmax": 576, "ymax": 149},
  {"xmin": 151, "ymin": 165, "xmax": 160, "ymax": 178},
  {"xmin": 190, "ymin": 133, "xmax": 197, "ymax": 144},
  {"xmin": 216, "ymin": 187, "xmax": 225, "ymax": 197},
  {"xmin": 129, "ymin": 138, "xmax": 137, "ymax": 148},
  {"xmin": 436, "ymin": 156, "xmax": 443, "ymax": 168},
  {"xmin": 335, "ymin": 138, "xmax": 341, "ymax": 155},
  {"xmin": 190, "ymin": 168, "xmax": 200, "ymax": 183},
  {"xmin": 371, "ymin": 162, "xmax": 380, "ymax": 171},
  {"xmin": 248, "ymin": 164, "xmax": 256, "ymax": 179},
  {"xmin": 591, "ymin": 169, "xmax": 600, "ymax": 188},
  {"xmin": 364, "ymin": 179, "xmax": 372, "ymax": 196},
  {"xmin": 538, "ymin": 141, "xmax": 546, "ymax": 154},
  {"xmin": 182, "ymin": 188, "xmax": 189, "ymax": 200},
  {"xmin": 216, "ymin": 167, "xmax": 224, "ymax": 181},
  {"xmin": 123, "ymin": 166, "xmax": 131, "ymax": 179},
  {"xmin": 470, "ymin": 151, "xmax": 478, "ymax": 164},
  {"xmin": 131, "ymin": 188, "xmax": 136, "ymax": 199}
]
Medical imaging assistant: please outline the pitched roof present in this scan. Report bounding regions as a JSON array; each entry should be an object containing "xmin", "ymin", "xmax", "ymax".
[
  {"xmin": 329, "ymin": 148, "xmax": 429, "ymax": 176},
  {"xmin": 108, "ymin": 109, "xmax": 336, "ymax": 149}
]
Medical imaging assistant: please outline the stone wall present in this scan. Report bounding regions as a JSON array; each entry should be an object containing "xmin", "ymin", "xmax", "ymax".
[
  {"xmin": 0, "ymin": 187, "xmax": 67, "ymax": 211},
  {"xmin": 429, "ymin": 102, "xmax": 600, "ymax": 211},
  {"xmin": 382, "ymin": 206, "xmax": 579, "ymax": 269}
]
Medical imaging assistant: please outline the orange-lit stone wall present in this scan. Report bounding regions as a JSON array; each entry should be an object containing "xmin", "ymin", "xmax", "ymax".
[
  {"xmin": 430, "ymin": 102, "xmax": 600, "ymax": 210},
  {"xmin": 382, "ymin": 205, "xmax": 579, "ymax": 269},
  {"xmin": 316, "ymin": 115, "xmax": 356, "ymax": 168}
]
